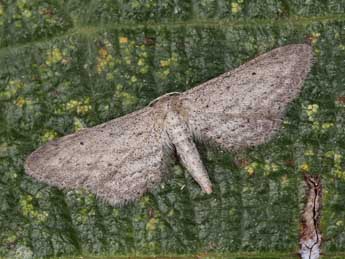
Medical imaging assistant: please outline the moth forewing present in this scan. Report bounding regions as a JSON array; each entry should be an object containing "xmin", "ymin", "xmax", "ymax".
[
  {"xmin": 25, "ymin": 107, "xmax": 170, "ymax": 206},
  {"xmin": 182, "ymin": 44, "xmax": 313, "ymax": 151}
]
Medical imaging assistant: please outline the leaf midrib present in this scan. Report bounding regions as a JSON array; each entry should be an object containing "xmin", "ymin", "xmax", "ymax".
[{"xmin": 1, "ymin": 14, "xmax": 345, "ymax": 59}]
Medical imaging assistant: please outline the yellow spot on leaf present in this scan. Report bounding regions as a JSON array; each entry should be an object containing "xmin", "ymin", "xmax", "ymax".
[
  {"xmin": 15, "ymin": 97, "xmax": 26, "ymax": 107},
  {"xmin": 41, "ymin": 130, "xmax": 58, "ymax": 143},
  {"xmin": 322, "ymin": 122, "xmax": 334, "ymax": 129},
  {"xmin": 119, "ymin": 37, "xmax": 128, "ymax": 44},
  {"xmin": 140, "ymin": 66, "xmax": 149, "ymax": 74},
  {"xmin": 334, "ymin": 153, "xmax": 342, "ymax": 163},
  {"xmin": 162, "ymin": 69, "xmax": 170, "ymax": 76},
  {"xmin": 160, "ymin": 60, "xmax": 170, "ymax": 67},
  {"xmin": 99, "ymin": 48, "xmax": 108, "ymax": 59},
  {"xmin": 106, "ymin": 73, "xmax": 114, "ymax": 80},
  {"xmin": 22, "ymin": 9, "xmax": 32, "ymax": 18},
  {"xmin": 231, "ymin": 2, "xmax": 241, "ymax": 13},
  {"xmin": 46, "ymin": 48, "xmax": 63, "ymax": 65},
  {"xmin": 310, "ymin": 32, "xmax": 321, "ymax": 44},
  {"xmin": 73, "ymin": 118, "xmax": 86, "ymax": 132},
  {"xmin": 306, "ymin": 104, "xmax": 319, "ymax": 120},
  {"xmin": 271, "ymin": 163, "xmax": 279, "ymax": 172},
  {"xmin": 119, "ymin": 92, "xmax": 137, "ymax": 109},
  {"xmin": 335, "ymin": 169, "xmax": 345, "ymax": 180},
  {"xmin": 324, "ymin": 151, "xmax": 334, "ymax": 158},
  {"xmin": 336, "ymin": 220, "xmax": 344, "ymax": 226},
  {"xmin": 1, "ymin": 80, "xmax": 24, "ymax": 99},
  {"xmin": 312, "ymin": 121, "xmax": 320, "ymax": 130},
  {"xmin": 304, "ymin": 149, "xmax": 315, "ymax": 156},
  {"xmin": 300, "ymin": 163, "xmax": 310, "ymax": 172},
  {"xmin": 138, "ymin": 58, "xmax": 145, "ymax": 66},
  {"xmin": 281, "ymin": 175, "xmax": 289, "ymax": 187},
  {"xmin": 96, "ymin": 47, "xmax": 113, "ymax": 74},
  {"xmin": 168, "ymin": 209, "xmax": 174, "ymax": 217},
  {"xmin": 130, "ymin": 75, "xmax": 137, "ymax": 83},
  {"xmin": 245, "ymin": 162, "xmax": 258, "ymax": 176},
  {"xmin": 66, "ymin": 98, "xmax": 91, "ymax": 115},
  {"xmin": 146, "ymin": 218, "xmax": 159, "ymax": 232}
]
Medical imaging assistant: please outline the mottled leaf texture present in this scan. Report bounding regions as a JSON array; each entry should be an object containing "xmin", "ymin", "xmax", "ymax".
[{"xmin": 25, "ymin": 44, "xmax": 313, "ymax": 206}]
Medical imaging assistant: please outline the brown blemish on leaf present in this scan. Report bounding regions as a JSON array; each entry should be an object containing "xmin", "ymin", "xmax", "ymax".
[
  {"xmin": 336, "ymin": 96, "xmax": 345, "ymax": 105},
  {"xmin": 299, "ymin": 174, "xmax": 322, "ymax": 259}
]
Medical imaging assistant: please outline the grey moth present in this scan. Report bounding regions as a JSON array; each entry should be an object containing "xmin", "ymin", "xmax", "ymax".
[{"xmin": 25, "ymin": 44, "xmax": 313, "ymax": 206}]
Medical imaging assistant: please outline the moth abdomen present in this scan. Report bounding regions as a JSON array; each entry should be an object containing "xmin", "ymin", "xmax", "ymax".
[{"xmin": 164, "ymin": 110, "xmax": 212, "ymax": 194}]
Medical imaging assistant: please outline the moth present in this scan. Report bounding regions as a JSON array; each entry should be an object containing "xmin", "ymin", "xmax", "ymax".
[{"xmin": 25, "ymin": 44, "xmax": 313, "ymax": 206}]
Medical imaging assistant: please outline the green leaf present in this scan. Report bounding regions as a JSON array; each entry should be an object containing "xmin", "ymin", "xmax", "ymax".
[{"xmin": 1, "ymin": 1, "xmax": 345, "ymax": 258}]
